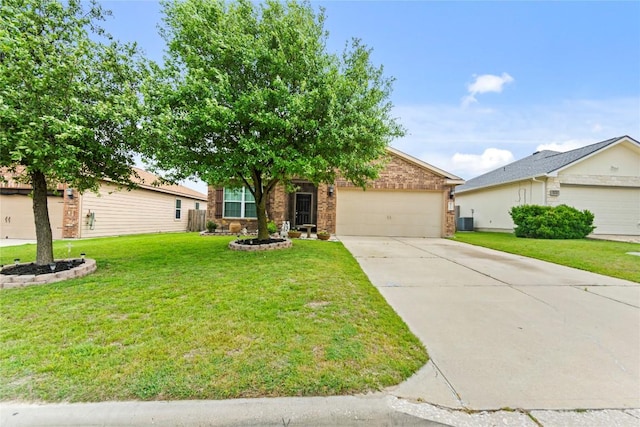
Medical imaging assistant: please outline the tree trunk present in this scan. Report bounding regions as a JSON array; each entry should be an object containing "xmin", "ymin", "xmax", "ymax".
[
  {"xmin": 31, "ymin": 171, "xmax": 54, "ymax": 265},
  {"xmin": 255, "ymin": 187, "xmax": 270, "ymax": 240}
]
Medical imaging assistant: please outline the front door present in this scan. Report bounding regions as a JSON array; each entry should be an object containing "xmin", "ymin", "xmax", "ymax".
[{"xmin": 295, "ymin": 193, "xmax": 312, "ymax": 226}]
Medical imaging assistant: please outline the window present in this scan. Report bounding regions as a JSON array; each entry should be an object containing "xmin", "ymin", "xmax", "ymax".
[
  {"xmin": 175, "ymin": 199, "xmax": 182, "ymax": 219},
  {"xmin": 195, "ymin": 202, "xmax": 200, "ymax": 210},
  {"xmin": 223, "ymin": 187, "xmax": 256, "ymax": 218}
]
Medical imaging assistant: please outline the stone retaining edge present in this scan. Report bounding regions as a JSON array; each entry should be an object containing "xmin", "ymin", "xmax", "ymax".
[
  {"xmin": 228, "ymin": 240, "xmax": 293, "ymax": 251},
  {"xmin": 0, "ymin": 259, "xmax": 97, "ymax": 289}
]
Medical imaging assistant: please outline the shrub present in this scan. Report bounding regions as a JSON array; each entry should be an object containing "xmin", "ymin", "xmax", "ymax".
[
  {"xmin": 206, "ymin": 221, "xmax": 218, "ymax": 233},
  {"xmin": 267, "ymin": 220, "xmax": 278, "ymax": 234},
  {"xmin": 509, "ymin": 204, "xmax": 595, "ymax": 239}
]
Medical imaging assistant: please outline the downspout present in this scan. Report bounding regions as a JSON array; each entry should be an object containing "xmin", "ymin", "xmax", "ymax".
[{"xmin": 531, "ymin": 177, "xmax": 546, "ymax": 205}]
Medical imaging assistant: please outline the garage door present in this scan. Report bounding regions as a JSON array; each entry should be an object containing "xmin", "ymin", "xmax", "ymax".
[
  {"xmin": 0, "ymin": 194, "xmax": 64, "ymax": 239},
  {"xmin": 336, "ymin": 189, "xmax": 443, "ymax": 237},
  {"xmin": 560, "ymin": 185, "xmax": 640, "ymax": 235}
]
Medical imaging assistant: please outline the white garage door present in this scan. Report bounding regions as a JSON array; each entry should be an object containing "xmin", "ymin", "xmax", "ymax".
[
  {"xmin": 561, "ymin": 185, "xmax": 640, "ymax": 235},
  {"xmin": 0, "ymin": 194, "xmax": 64, "ymax": 239},
  {"xmin": 336, "ymin": 189, "xmax": 443, "ymax": 237}
]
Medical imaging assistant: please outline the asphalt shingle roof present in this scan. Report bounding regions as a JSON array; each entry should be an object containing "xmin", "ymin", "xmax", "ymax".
[{"xmin": 457, "ymin": 136, "xmax": 633, "ymax": 193}]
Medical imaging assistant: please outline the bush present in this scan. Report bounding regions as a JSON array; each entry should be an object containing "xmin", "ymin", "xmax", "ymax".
[
  {"xmin": 267, "ymin": 220, "xmax": 278, "ymax": 234},
  {"xmin": 509, "ymin": 204, "xmax": 595, "ymax": 239},
  {"xmin": 206, "ymin": 221, "xmax": 218, "ymax": 233}
]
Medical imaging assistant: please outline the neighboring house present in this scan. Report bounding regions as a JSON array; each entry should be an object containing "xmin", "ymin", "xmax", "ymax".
[
  {"xmin": 455, "ymin": 135, "xmax": 640, "ymax": 236},
  {"xmin": 207, "ymin": 147, "xmax": 465, "ymax": 238},
  {"xmin": 0, "ymin": 168, "xmax": 207, "ymax": 240}
]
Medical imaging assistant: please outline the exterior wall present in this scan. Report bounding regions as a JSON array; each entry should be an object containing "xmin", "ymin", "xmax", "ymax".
[
  {"xmin": 456, "ymin": 180, "xmax": 545, "ymax": 232},
  {"xmin": 77, "ymin": 183, "xmax": 204, "ymax": 238},
  {"xmin": 206, "ymin": 152, "xmax": 459, "ymax": 236},
  {"xmin": 316, "ymin": 182, "xmax": 336, "ymax": 233},
  {"xmin": 0, "ymin": 194, "xmax": 64, "ymax": 239},
  {"xmin": 559, "ymin": 142, "xmax": 640, "ymax": 179}
]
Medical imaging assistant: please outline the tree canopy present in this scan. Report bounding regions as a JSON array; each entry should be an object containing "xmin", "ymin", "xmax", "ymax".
[
  {"xmin": 0, "ymin": 0, "xmax": 146, "ymax": 263},
  {"xmin": 142, "ymin": 0, "xmax": 404, "ymax": 239}
]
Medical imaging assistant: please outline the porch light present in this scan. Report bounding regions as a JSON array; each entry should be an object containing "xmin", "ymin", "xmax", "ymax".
[
  {"xmin": 328, "ymin": 185, "xmax": 334, "ymax": 197},
  {"xmin": 66, "ymin": 188, "xmax": 74, "ymax": 199}
]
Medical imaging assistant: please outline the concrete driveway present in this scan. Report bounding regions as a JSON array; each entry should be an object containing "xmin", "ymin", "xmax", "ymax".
[{"xmin": 339, "ymin": 236, "xmax": 640, "ymax": 411}]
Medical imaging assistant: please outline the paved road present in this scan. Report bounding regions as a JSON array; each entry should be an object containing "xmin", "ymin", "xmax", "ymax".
[{"xmin": 340, "ymin": 236, "xmax": 640, "ymax": 411}]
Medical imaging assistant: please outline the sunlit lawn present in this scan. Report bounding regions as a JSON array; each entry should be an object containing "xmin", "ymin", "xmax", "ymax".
[
  {"xmin": 0, "ymin": 233, "xmax": 427, "ymax": 402},
  {"xmin": 453, "ymin": 232, "xmax": 640, "ymax": 283}
]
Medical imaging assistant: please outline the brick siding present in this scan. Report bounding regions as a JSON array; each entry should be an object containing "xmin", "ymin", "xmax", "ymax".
[{"xmin": 207, "ymin": 152, "xmax": 458, "ymax": 236}]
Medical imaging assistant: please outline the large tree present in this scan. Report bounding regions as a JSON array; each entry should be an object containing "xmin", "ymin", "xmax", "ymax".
[
  {"xmin": 142, "ymin": 0, "xmax": 404, "ymax": 240},
  {"xmin": 0, "ymin": 0, "xmax": 145, "ymax": 264}
]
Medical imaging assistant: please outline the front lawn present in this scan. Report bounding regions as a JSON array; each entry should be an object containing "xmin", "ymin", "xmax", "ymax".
[
  {"xmin": 0, "ymin": 234, "xmax": 427, "ymax": 402},
  {"xmin": 452, "ymin": 232, "xmax": 640, "ymax": 283}
]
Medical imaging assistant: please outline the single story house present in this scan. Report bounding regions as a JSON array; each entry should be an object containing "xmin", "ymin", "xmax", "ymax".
[
  {"xmin": 455, "ymin": 135, "xmax": 640, "ymax": 236},
  {"xmin": 207, "ymin": 147, "xmax": 465, "ymax": 238},
  {"xmin": 0, "ymin": 168, "xmax": 207, "ymax": 240}
]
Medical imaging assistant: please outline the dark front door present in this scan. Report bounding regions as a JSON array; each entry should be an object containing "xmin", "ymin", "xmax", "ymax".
[{"xmin": 295, "ymin": 193, "xmax": 312, "ymax": 225}]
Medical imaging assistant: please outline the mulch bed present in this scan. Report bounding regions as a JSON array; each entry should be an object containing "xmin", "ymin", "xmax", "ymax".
[
  {"xmin": 234, "ymin": 238, "xmax": 286, "ymax": 246},
  {"xmin": 1, "ymin": 259, "xmax": 85, "ymax": 276}
]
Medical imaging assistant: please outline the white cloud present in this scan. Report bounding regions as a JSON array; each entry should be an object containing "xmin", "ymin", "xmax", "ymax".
[
  {"xmin": 462, "ymin": 72, "xmax": 514, "ymax": 107},
  {"xmin": 452, "ymin": 148, "xmax": 515, "ymax": 177}
]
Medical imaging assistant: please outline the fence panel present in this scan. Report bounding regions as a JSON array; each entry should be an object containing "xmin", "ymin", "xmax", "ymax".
[{"xmin": 187, "ymin": 209, "xmax": 206, "ymax": 232}]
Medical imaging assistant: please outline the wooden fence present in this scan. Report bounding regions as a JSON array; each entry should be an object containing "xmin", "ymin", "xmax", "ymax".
[{"xmin": 187, "ymin": 209, "xmax": 207, "ymax": 232}]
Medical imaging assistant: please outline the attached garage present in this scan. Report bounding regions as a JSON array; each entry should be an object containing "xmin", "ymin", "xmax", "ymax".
[
  {"xmin": 0, "ymin": 194, "xmax": 64, "ymax": 239},
  {"xmin": 336, "ymin": 188, "xmax": 444, "ymax": 237},
  {"xmin": 560, "ymin": 185, "xmax": 640, "ymax": 235}
]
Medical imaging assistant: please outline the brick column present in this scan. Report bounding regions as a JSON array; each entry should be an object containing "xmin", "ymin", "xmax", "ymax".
[{"xmin": 62, "ymin": 186, "xmax": 80, "ymax": 238}]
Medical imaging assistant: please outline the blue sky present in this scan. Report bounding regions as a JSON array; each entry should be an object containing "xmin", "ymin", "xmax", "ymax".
[{"xmin": 99, "ymin": 0, "xmax": 640, "ymax": 193}]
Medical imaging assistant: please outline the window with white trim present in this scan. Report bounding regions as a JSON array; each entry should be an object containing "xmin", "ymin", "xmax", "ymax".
[
  {"xmin": 175, "ymin": 199, "xmax": 182, "ymax": 219},
  {"xmin": 223, "ymin": 187, "xmax": 256, "ymax": 218}
]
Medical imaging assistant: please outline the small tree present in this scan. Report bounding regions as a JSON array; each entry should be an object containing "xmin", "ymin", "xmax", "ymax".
[
  {"xmin": 0, "ymin": 0, "xmax": 146, "ymax": 264},
  {"xmin": 142, "ymin": 0, "xmax": 404, "ymax": 240}
]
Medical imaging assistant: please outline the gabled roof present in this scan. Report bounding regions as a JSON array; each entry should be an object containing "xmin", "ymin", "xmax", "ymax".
[
  {"xmin": 387, "ymin": 146, "xmax": 465, "ymax": 185},
  {"xmin": 0, "ymin": 166, "xmax": 207, "ymax": 201},
  {"xmin": 130, "ymin": 168, "xmax": 207, "ymax": 200},
  {"xmin": 456, "ymin": 135, "xmax": 639, "ymax": 193}
]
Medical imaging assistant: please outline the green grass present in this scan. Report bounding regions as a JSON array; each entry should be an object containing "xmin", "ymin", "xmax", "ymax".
[
  {"xmin": 0, "ymin": 234, "xmax": 427, "ymax": 402},
  {"xmin": 452, "ymin": 232, "xmax": 640, "ymax": 283}
]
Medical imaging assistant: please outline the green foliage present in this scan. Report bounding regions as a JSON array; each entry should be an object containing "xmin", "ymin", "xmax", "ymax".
[
  {"xmin": 0, "ymin": 0, "xmax": 145, "ymax": 191},
  {"xmin": 509, "ymin": 204, "xmax": 596, "ymax": 239},
  {"xmin": 142, "ymin": 0, "xmax": 404, "ymax": 239},
  {"xmin": 206, "ymin": 220, "xmax": 218, "ymax": 233},
  {"xmin": 0, "ymin": 233, "xmax": 427, "ymax": 401},
  {"xmin": 267, "ymin": 220, "xmax": 277, "ymax": 234},
  {"xmin": 0, "ymin": 0, "xmax": 146, "ymax": 263}
]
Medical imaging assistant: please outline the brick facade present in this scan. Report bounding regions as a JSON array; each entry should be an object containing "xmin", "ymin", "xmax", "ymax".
[
  {"xmin": 62, "ymin": 186, "xmax": 80, "ymax": 238},
  {"xmin": 207, "ymin": 150, "xmax": 461, "ymax": 237}
]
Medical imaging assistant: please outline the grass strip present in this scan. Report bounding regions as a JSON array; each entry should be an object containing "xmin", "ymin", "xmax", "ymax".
[{"xmin": 452, "ymin": 232, "xmax": 639, "ymax": 283}]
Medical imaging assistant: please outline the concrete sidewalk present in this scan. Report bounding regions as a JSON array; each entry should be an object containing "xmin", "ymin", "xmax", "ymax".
[{"xmin": 340, "ymin": 236, "xmax": 640, "ymax": 412}]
